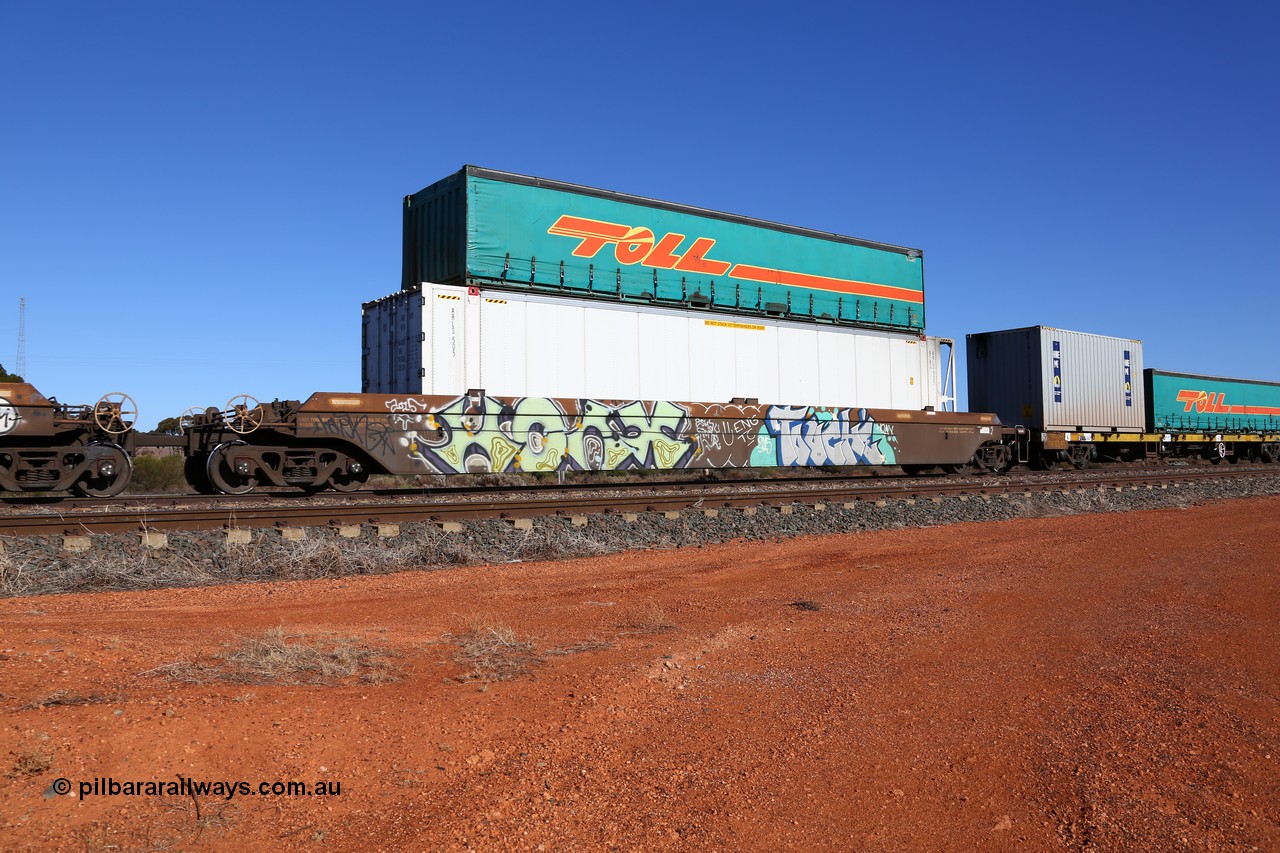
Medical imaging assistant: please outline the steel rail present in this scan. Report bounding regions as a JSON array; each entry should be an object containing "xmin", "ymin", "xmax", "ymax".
[
  {"xmin": 0, "ymin": 459, "xmax": 1265, "ymax": 513},
  {"xmin": 2, "ymin": 468, "xmax": 1276, "ymax": 538}
]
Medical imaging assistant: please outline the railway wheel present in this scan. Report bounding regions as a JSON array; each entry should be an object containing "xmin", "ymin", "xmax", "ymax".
[
  {"xmin": 1208, "ymin": 441, "xmax": 1228, "ymax": 465},
  {"xmin": 185, "ymin": 454, "xmax": 217, "ymax": 494},
  {"xmin": 71, "ymin": 443, "xmax": 132, "ymax": 498},
  {"xmin": 328, "ymin": 457, "xmax": 369, "ymax": 493},
  {"xmin": 972, "ymin": 443, "xmax": 1013, "ymax": 475},
  {"xmin": 207, "ymin": 441, "xmax": 257, "ymax": 495},
  {"xmin": 1066, "ymin": 444, "xmax": 1092, "ymax": 470}
]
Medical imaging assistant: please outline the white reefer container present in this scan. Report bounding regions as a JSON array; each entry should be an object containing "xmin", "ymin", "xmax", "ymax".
[
  {"xmin": 966, "ymin": 326, "xmax": 1144, "ymax": 432},
  {"xmin": 363, "ymin": 283, "xmax": 954, "ymax": 410}
]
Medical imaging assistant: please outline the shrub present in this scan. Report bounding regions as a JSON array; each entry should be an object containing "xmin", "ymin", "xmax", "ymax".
[{"xmin": 128, "ymin": 454, "xmax": 187, "ymax": 493}]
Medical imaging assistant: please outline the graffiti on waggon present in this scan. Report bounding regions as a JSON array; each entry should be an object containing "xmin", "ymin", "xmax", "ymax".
[
  {"xmin": 354, "ymin": 394, "xmax": 898, "ymax": 474},
  {"xmin": 755, "ymin": 405, "xmax": 897, "ymax": 467},
  {"xmin": 391, "ymin": 395, "xmax": 696, "ymax": 474}
]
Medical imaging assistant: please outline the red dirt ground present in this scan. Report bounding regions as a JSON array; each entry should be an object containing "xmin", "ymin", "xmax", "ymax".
[{"xmin": 2, "ymin": 498, "xmax": 1278, "ymax": 851}]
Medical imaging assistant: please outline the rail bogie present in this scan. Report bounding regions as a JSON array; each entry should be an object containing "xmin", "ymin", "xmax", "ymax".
[{"xmin": 0, "ymin": 383, "xmax": 137, "ymax": 497}]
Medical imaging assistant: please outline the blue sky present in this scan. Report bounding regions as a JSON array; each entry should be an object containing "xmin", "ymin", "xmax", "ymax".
[{"xmin": 2, "ymin": 2, "xmax": 1276, "ymax": 427}]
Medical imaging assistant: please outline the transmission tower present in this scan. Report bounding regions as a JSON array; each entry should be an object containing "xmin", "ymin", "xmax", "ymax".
[{"xmin": 16, "ymin": 297, "xmax": 26, "ymax": 377}]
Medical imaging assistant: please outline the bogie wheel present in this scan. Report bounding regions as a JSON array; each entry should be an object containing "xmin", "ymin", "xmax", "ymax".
[
  {"xmin": 93, "ymin": 393, "xmax": 138, "ymax": 435},
  {"xmin": 226, "ymin": 395, "xmax": 264, "ymax": 435},
  {"xmin": 985, "ymin": 456, "xmax": 1014, "ymax": 475},
  {"xmin": 1208, "ymin": 441, "xmax": 1228, "ymax": 465},
  {"xmin": 185, "ymin": 454, "xmax": 217, "ymax": 494},
  {"xmin": 943, "ymin": 462, "xmax": 974, "ymax": 475},
  {"xmin": 71, "ymin": 443, "xmax": 132, "ymax": 498},
  {"xmin": 328, "ymin": 457, "xmax": 369, "ymax": 493},
  {"xmin": 1033, "ymin": 451, "xmax": 1061, "ymax": 471},
  {"xmin": 207, "ymin": 441, "xmax": 257, "ymax": 495},
  {"xmin": 1066, "ymin": 445, "xmax": 1092, "ymax": 470},
  {"xmin": 973, "ymin": 444, "xmax": 1013, "ymax": 475}
]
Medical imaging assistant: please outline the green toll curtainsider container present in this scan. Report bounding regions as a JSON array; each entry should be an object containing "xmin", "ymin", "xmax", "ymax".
[
  {"xmin": 401, "ymin": 166, "xmax": 925, "ymax": 333},
  {"xmin": 1144, "ymin": 369, "xmax": 1280, "ymax": 434}
]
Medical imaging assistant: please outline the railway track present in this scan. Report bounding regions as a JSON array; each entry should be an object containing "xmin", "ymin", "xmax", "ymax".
[{"xmin": 3, "ymin": 467, "xmax": 1276, "ymax": 538}]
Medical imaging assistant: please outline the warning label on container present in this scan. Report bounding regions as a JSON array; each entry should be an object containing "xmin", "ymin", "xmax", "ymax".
[{"xmin": 705, "ymin": 320, "xmax": 766, "ymax": 331}]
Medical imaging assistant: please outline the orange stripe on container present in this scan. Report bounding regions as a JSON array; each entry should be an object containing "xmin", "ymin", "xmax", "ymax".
[{"xmin": 728, "ymin": 264, "xmax": 924, "ymax": 303}]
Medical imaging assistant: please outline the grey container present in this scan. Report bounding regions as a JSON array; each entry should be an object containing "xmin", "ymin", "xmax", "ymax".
[
  {"xmin": 361, "ymin": 289, "xmax": 423, "ymax": 394},
  {"xmin": 967, "ymin": 326, "xmax": 1144, "ymax": 432}
]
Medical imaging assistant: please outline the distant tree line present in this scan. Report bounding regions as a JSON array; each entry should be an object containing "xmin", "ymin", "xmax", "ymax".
[
  {"xmin": 152, "ymin": 417, "xmax": 181, "ymax": 435},
  {"xmin": 0, "ymin": 363, "xmax": 23, "ymax": 382}
]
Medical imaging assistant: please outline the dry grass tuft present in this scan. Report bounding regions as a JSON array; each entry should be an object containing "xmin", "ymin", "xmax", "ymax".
[
  {"xmin": 0, "ymin": 549, "xmax": 36, "ymax": 598},
  {"xmin": 621, "ymin": 602, "xmax": 677, "ymax": 635},
  {"xmin": 225, "ymin": 627, "xmax": 398, "ymax": 684},
  {"xmin": 449, "ymin": 619, "xmax": 542, "ymax": 683},
  {"xmin": 19, "ymin": 690, "xmax": 115, "ymax": 710},
  {"xmin": 147, "ymin": 627, "xmax": 400, "ymax": 686},
  {"xmin": 8, "ymin": 743, "xmax": 54, "ymax": 778},
  {"xmin": 790, "ymin": 600, "xmax": 821, "ymax": 612},
  {"xmin": 441, "ymin": 615, "xmax": 615, "ymax": 682}
]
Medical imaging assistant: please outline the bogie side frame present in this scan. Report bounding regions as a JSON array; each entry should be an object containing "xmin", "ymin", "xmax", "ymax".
[{"xmin": 0, "ymin": 382, "xmax": 137, "ymax": 497}]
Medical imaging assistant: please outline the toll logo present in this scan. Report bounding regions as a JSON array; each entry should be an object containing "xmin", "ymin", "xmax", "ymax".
[
  {"xmin": 547, "ymin": 214, "xmax": 924, "ymax": 305},
  {"xmin": 548, "ymin": 215, "xmax": 731, "ymax": 276},
  {"xmin": 1176, "ymin": 390, "xmax": 1280, "ymax": 416},
  {"xmin": 0, "ymin": 397, "xmax": 19, "ymax": 434}
]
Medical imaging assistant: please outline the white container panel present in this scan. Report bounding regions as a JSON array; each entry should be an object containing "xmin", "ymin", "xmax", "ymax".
[
  {"xmin": 888, "ymin": 339, "xmax": 910, "ymax": 409},
  {"xmin": 365, "ymin": 284, "xmax": 945, "ymax": 410},
  {"xmin": 852, "ymin": 335, "xmax": 892, "ymax": 408},
  {"xmin": 583, "ymin": 307, "xmax": 640, "ymax": 400},
  {"xmin": 814, "ymin": 332, "xmax": 845, "ymax": 407},
  {"xmin": 776, "ymin": 326, "xmax": 818, "ymax": 405},
  {"xmin": 524, "ymin": 300, "xmax": 586, "ymax": 398},
  {"xmin": 636, "ymin": 312, "xmax": 691, "ymax": 401},
  {"xmin": 477, "ymin": 293, "xmax": 528, "ymax": 398},
  {"xmin": 908, "ymin": 338, "xmax": 933, "ymax": 409},
  {"xmin": 687, "ymin": 321, "xmax": 727, "ymax": 404},
  {"xmin": 734, "ymin": 324, "xmax": 778, "ymax": 403},
  {"xmin": 463, "ymin": 289, "xmax": 482, "ymax": 392},
  {"xmin": 427, "ymin": 287, "xmax": 465, "ymax": 395},
  {"xmin": 837, "ymin": 333, "xmax": 865, "ymax": 406}
]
